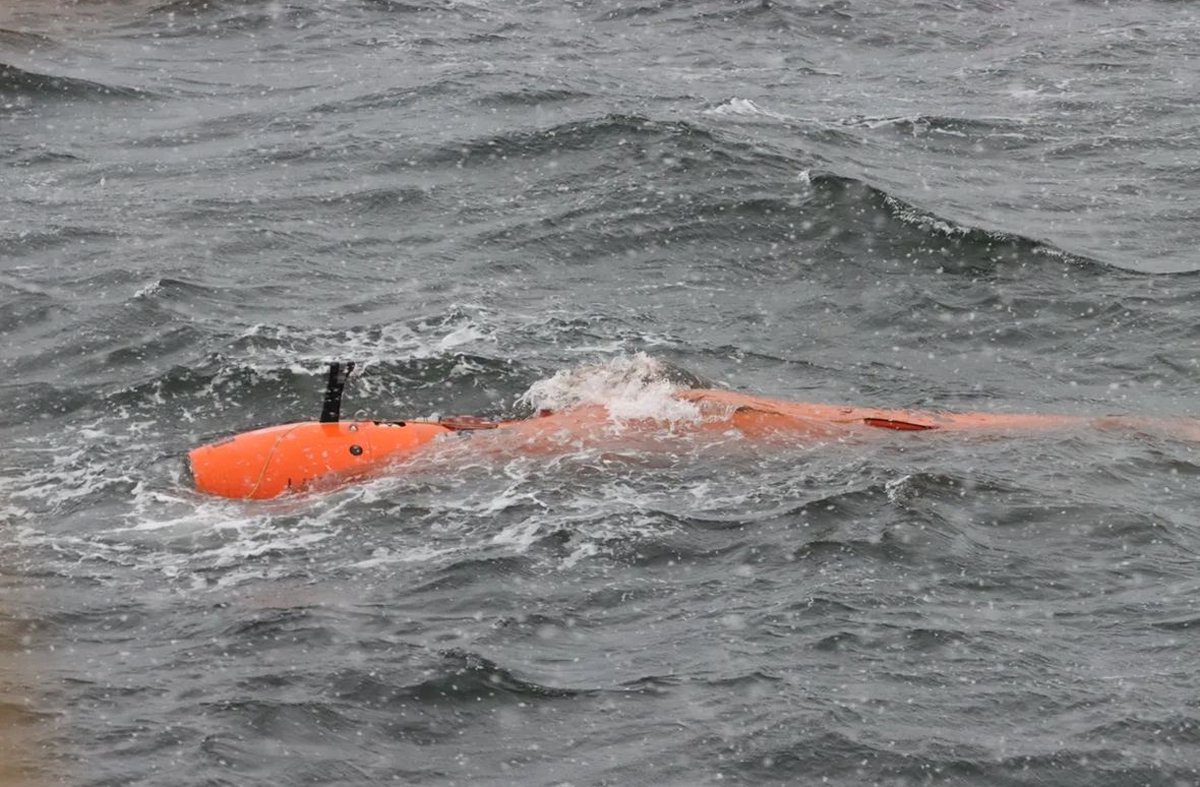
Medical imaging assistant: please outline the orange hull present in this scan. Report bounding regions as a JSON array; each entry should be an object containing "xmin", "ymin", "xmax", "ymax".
[
  {"xmin": 675, "ymin": 390, "xmax": 1092, "ymax": 435},
  {"xmin": 188, "ymin": 420, "xmax": 452, "ymax": 499},
  {"xmin": 188, "ymin": 388, "xmax": 1200, "ymax": 500}
]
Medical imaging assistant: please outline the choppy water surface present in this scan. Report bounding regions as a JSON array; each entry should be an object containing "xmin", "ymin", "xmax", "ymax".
[{"xmin": 3, "ymin": 1, "xmax": 1200, "ymax": 784}]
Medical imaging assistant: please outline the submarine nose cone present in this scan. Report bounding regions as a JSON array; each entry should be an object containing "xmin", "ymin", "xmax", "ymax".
[
  {"xmin": 188, "ymin": 433, "xmax": 274, "ymax": 500},
  {"xmin": 186, "ymin": 422, "xmax": 377, "ymax": 500},
  {"xmin": 188, "ymin": 420, "xmax": 454, "ymax": 500},
  {"xmin": 187, "ymin": 422, "xmax": 315, "ymax": 500}
]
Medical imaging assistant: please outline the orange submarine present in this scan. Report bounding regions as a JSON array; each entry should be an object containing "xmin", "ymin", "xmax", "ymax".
[{"xmin": 188, "ymin": 362, "xmax": 1200, "ymax": 500}]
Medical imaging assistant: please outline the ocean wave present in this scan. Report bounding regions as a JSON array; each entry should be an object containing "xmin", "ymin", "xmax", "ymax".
[
  {"xmin": 0, "ymin": 381, "xmax": 93, "ymax": 429},
  {"xmin": 177, "ymin": 185, "xmax": 436, "ymax": 221},
  {"xmin": 0, "ymin": 225, "xmax": 122, "ymax": 256},
  {"xmin": 419, "ymin": 112, "xmax": 722, "ymax": 166},
  {"xmin": 703, "ymin": 96, "xmax": 795, "ymax": 121},
  {"xmin": 473, "ymin": 86, "xmax": 590, "ymax": 109},
  {"xmin": 698, "ymin": 100, "xmax": 1124, "ymax": 271},
  {"xmin": 805, "ymin": 171, "xmax": 1105, "ymax": 273},
  {"xmin": 361, "ymin": 0, "xmax": 494, "ymax": 18},
  {"xmin": 406, "ymin": 553, "xmax": 536, "ymax": 594},
  {"xmin": 307, "ymin": 76, "xmax": 468, "ymax": 115},
  {"xmin": 596, "ymin": 0, "xmax": 790, "ymax": 25},
  {"xmin": 0, "ymin": 288, "xmax": 66, "ymax": 336},
  {"xmin": 345, "ymin": 648, "xmax": 589, "ymax": 704},
  {"xmin": 142, "ymin": 0, "xmax": 323, "ymax": 35},
  {"xmin": 720, "ymin": 729, "xmax": 1194, "ymax": 785},
  {"xmin": 840, "ymin": 113, "xmax": 1033, "ymax": 137},
  {"xmin": 0, "ymin": 27, "xmax": 59, "ymax": 52},
  {"xmin": 790, "ymin": 534, "xmax": 913, "ymax": 565},
  {"xmin": 0, "ymin": 62, "xmax": 144, "ymax": 103},
  {"xmin": 3, "ymin": 144, "xmax": 83, "ymax": 167},
  {"xmin": 422, "ymin": 109, "xmax": 1108, "ymax": 275},
  {"xmin": 1082, "ymin": 714, "xmax": 1200, "ymax": 746}
]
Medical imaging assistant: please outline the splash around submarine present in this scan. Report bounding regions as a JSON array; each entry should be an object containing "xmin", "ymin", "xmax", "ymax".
[{"xmin": 187, "ymin": 362, "xmax": 1200, "ymax": 500}]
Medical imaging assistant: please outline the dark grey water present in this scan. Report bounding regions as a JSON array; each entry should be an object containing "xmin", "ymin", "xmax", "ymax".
[{"xmin": 3, "ymin": 1, "xmax": 1200, "ymax": 784}]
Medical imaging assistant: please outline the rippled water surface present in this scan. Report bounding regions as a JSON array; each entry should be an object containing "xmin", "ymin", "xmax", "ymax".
[{"xmin": 3, "ymin": 1, "xmax": 1200, "ymax": 784}]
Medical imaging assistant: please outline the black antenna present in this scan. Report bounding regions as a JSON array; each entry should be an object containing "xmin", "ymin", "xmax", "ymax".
[{"xmin": 319, "ymin": 361, "xmax": 355, "ymax": 423}]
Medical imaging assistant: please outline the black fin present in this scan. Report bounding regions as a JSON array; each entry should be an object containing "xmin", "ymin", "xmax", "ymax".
[{"xmin": 319, "ymin": 361, "xmax": 355, "ymax": 423}]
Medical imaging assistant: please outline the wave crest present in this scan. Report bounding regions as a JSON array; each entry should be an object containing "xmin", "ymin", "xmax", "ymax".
[
  {"xmin": 0, "ymin": 62, "xmax": 143, "ymax": 103},
  {"xmin": 517, "ymin": 353, "xmax": 706, "ymax": 421}
]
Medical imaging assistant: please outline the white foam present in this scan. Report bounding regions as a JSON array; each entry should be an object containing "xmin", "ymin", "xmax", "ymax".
[
  {"xmin": 517, "ymin": 353, "xmax": 701, "ymax": 423},
  {"xmin": 234, "ymin": 304, "xmax": 496, "ymax": 368},
  {"xmin": 704, "ymin": 97, "xmax": 788, "ymax": 122},
  {"xmin": 883, "ymin": 194, "xmax": 974, "ymax": 238},
  {"xmin": 133, "ymin": 279, "xmax": 162, "ymax": 299},
  {"xmin": 437, "ymin": 322, "xmax": 491, "ymax": 351},
  {"xmin": 348, "ymin": 543, "xmax": 463, "ymax": 570},
  {"xmin": 491, "ymin": 516, "xmax": 545, "ymax": 549}
]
